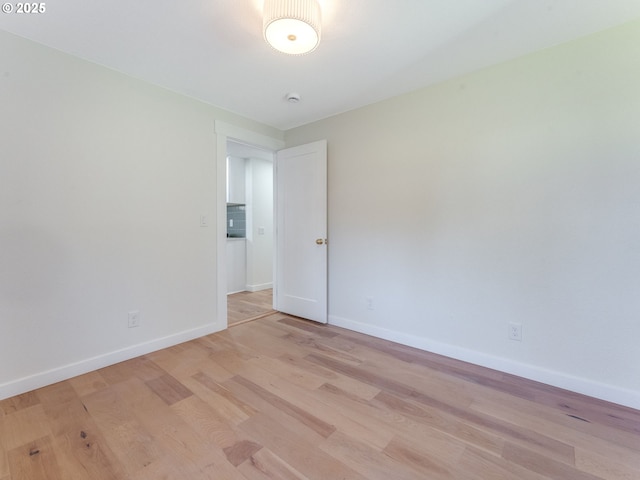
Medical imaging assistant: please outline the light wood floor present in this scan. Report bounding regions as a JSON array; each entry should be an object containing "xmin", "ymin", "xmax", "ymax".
[
  {"xmin": 227, "ymin": 289, "xmax": 275, "ymax": 326},
  {"xmin": 1, "ymin": 313, "xmax": 639, "ymax": 479}
]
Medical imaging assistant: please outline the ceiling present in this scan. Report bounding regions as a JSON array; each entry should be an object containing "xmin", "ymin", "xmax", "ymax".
[{"xmin": 2, "ymin": 1, "xmax": 640, "ymax": 130}]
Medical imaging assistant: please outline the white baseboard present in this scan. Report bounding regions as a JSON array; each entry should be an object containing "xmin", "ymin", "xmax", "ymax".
[
  {"xmin": 329, "ymin": 315, "xmax": 640, "ymax": 411},
  {"xmin": 245, "ymin": 282, "xmax": 273, "ymax": 292},
  {"xmin": 0, "ymin": 323, "xmax": 223, "ymax": 401}
]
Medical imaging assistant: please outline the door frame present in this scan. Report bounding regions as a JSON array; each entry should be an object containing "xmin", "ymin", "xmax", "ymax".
[{"xmin": 214, "ymin": 121, "xmax": 285, "ymax": 327}]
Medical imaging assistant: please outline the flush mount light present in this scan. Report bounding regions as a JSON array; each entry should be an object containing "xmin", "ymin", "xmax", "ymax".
[{"xmin": 263, "ymin": 0, "xmax": 321, "ymax": 55}]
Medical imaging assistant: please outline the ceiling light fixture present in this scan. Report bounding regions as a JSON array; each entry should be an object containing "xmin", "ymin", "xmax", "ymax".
[{"xmin": 263, "ymin": 0, "xmax": 321, "ymax": 55}]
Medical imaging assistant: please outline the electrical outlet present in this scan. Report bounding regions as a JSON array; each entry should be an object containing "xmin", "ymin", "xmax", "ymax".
[
  {"xmin": 508, "ymin": 322, "xmax": 522, "ymax": 341},
  {"xmin": 365, "ymin": 296, "xmax": 374, "ymax": 310},
  {"xmin": 200, "ymin": 215, "xmax": 208, "ymax": 227},
  {"xmin": 128, "ymin": 310, "xmax": 140, "ymax": 328}
]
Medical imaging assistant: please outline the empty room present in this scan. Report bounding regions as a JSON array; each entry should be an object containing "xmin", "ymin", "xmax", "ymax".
[{"xmin": 1, "ymin": 1, "xmax": 639, "ymax": 479}]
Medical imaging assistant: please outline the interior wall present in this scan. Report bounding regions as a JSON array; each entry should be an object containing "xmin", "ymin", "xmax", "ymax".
[
  {"xmin": 245, "ymin": 157, "xmax": 274, "ymax": 291},
  {"xmin": 0, "ymin": 30, "xmax": 282, "ymax": 399},
  {"xmin": 284, "ymin": 20, "xmax": 640, "ymax": 408}
]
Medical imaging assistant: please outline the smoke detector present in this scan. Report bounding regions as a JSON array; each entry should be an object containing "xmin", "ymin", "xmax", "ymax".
[{"xmin": 286, "ymin": 92, "xmax": 301, "ymax": 103}]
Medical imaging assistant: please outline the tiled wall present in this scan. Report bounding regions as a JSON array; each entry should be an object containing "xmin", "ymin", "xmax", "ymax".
[{"xmin": 227, "ymin": 204, "xmax": 246, "ymax": 237}]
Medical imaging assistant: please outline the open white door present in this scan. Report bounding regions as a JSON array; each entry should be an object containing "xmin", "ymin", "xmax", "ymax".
[{"xmin": 275, "ymin": 140, "xmax": 327, "ymax": 323}]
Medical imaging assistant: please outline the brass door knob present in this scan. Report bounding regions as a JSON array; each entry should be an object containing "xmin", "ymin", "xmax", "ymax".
[{"xmin": 315, "ymin": 238, "xmax": 324, "ymax": 245}]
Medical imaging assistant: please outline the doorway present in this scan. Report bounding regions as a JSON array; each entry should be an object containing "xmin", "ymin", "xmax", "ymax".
[
  {"xmin": 226, "ymin": 140, "xmax": 275, "ymax": 326},
  {"xmin": 214, "ymin": 121, "xmax": 328, "ymax": 329}
]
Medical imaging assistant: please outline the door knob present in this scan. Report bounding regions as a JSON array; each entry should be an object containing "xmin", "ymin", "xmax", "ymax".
[{"xmin": 315, "ymin": 238, "xmax": 324, "ymax": 245}]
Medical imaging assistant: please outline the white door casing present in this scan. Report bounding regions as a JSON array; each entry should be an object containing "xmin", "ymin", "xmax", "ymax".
[
  {"xmin": 214, "ymin": 121, "xmax": 284, "ymax": 328},
  {"xmin": 274, "ymin": 140, "xmax": 328, "ymax": 324}
]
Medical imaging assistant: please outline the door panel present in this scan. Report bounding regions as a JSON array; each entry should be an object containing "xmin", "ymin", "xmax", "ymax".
[{"xmin": 275, "ymin": 140, "xmax": 327, "ymax": 323}]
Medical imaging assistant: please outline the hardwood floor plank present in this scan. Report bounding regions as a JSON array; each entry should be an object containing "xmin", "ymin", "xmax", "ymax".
[
  {"xmin": 128, "ymin": 455, "xmax": 197, "ymax": 480},
  {"xmin": 129, "ymin": 451, "xmax": 240, "ymax": 480},
  {"xmin": 537, "ymin": 389, "xmax": 640, "ymax": 436},
  {"xmin": 306, "ymin": 353, "xmax": 414, "ymax": 397},
  {"xmin": 145, "ymin": 343, "xmax": 213, "ymax": 380},
  {"xmin": 145, "ymin": 373, "xmax": 193, "ymax": 406},
  {"xmin": 222, "ymin": 378, "xmax": 326, "ymax": 447},
  {"xmin": 0, "ymin": 427, "xmax": 9, "ymax": 479},
  {"xmin": 197, "ymin": 458, "xmax": 253, "ymax": 480},
  {"xmin": 371, "ymin": 390, "xmax": 506, "ymax": 457},
  {"xmin": 97, "ymin": 357, "xmax": 159, "ymax": 386},
  {"xmin": 222, "ymin": 439, "xmax": 262, "ymax": 468},
  {"xmin": 383, "ymin": 434, "xmax": 461, "ymax": 479},
  {"xmin": 0, "ymin": 393, "xmax": 39, "ymax": 416},
  {"xmin": 34, "ymin": 381, "xmax": 86, "ymax": 435},
  {"xmin": 458, "ymin": 445, "xmax": 550, "ymax": 480},
  {"xmin": 502, "ymin": 442, "xmax": 603, "ymax": 479},
  {"xmin": 248, "ymin": 354, "xmax": 327, "ymax": 391},
  {"xmin": 276, "ymin": 329, "xmax": 366, "ymax": 366},
  {"xmin": 184, "ymin": 373, "xmax": 256, "ymax": 425},
  {"xmin": 250, "ymin": 375, "xmax": 394, "ymax": 451},
  {"xmin": 470, "ymin": 392, "xmax": 640, "ymax": 458},
  {"xmin": 0, "ymin": 405, "xmax": 52, "ymax": 452},
  {"xmin": 321, "ymin": 341, "xmax": 477, "ymax": 402},
  {"xmin": 574, "ymin": 447, "xmax": 640, "ymax": 480},
  {"xmin": 235, "ymin": 347, "xmax": 395, "ymax": 451},
  {"xmin": 406, "ymin": 387, "xmax": 577, "ymax": 463},
  {"xmin": 81, "ymin": 386, "xmax": 161, "ymax": 476},
  {"xmin": 67, "ymin": 371, "xmax": 109, "ymax": 397},
  {"xmin": 129, "ymin": 356, "xmax": 169, "ymax": 382},
  {"xmin": 316, "ymin": 381, "xmax": 494, "ymax": 466},
  {"xmin": 35, "ymin": 381, "xmax": 126, "ymax": 479},
  {"xmin": 320, "ymin": 430, "xmax": 422, "ymax": 480},
  {"xmin": 199, "ymin": 341, "xmax": 260, "ymax": 377},
  {"xmin": 231, "ymin": 375, "xmax": 336, "ymax": 439},
  {"xmin": 308, "ymin": 337, "xmax": 482, "ymax": 410},
  {"xmin": 276, "ymin": 353, "xmax": 382, "ymax": 401},
  {"xmin": 49, "ymin": 430, "xmax": 125, "ymax": 480},
  {"xmin": 115, "ymin": 380, "xmax": 242, "ymax": 479},
  {"xmin": 237, "ymin": 447, "xmax": 310, "ymax": 480},
  {"xmin": 170, "ymin": 394, "xmax": 261, "ymax": 467},
  {"xmin": 276, "ymin": 316, "xmax": 339, "ymax": 338},
  {"xmin": 194, "ymin": 366, "xmax": 254, "ymax": 405},
  {"xmin": 239, "ymin": 412, "xmax": 367, "ymax": 480},
  {"xmin": 7, "ymin": 436, "xmax": 63, "ymax": 480},
  {"xmin": 220, "ymin": 321, "xmax": 315, "ymax": 361}
]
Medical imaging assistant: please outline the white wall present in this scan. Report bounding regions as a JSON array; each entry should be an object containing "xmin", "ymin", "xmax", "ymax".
[
  {"xmin": 0, "ymin": 30, "xmax": 281, "ymax": 399},
  {"xmin": 245, "ymin": 157, "xmax": 274, "ymax": 292},
  {"xmin": 285, "ymin": 20, "xmax": 640, "ymax": 408}
]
